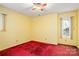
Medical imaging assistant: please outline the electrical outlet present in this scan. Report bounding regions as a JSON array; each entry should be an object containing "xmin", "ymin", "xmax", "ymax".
[{"xmin": 16, "ymin": 40, "xmax": 19, "ymax": 42}]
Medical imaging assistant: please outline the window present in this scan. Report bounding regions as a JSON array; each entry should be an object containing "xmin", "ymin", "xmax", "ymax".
[
  {"xmin": 61, "ymin": 16, "xmax": 72, "ymax": 39},
  {"xmin": 0, "ymin": 14, "xmax": 5, "ymax": 31}
]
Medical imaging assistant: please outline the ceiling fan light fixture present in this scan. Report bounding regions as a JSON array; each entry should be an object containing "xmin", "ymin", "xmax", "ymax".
[{"xmin": 32, "ymin": 3, "xmax": 47, "ymax": 11}]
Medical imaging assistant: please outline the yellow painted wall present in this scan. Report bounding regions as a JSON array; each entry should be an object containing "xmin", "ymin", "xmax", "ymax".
[
  {"xmin": 58, "ymin": 11, "xmax": 78, "ymax": 46},
  {"xmin": 32, "ymin": 14, "xmax": 58, "ymax": 44},
  {"xmin": 77, "ymin": 9, "xmax": 79, "ymax": 48},
  {"xmin": 32, "ymin": 11, "xmax": 78, "ymax": 47},
  {"xmin": 0, "ymin": 6, "xmax": 31, "ymax": 50}
]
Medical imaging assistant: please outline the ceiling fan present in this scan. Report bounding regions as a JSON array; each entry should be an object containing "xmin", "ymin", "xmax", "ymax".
[
  {"xmin": 32, "ymin": 3, "xmax": 47, "ymax": 11},
  {"xmin": 24, "ymin": 3, "xmax": 47, "ymax": 16}
]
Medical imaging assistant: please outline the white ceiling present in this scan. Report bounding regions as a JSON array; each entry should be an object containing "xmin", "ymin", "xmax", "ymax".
[{"xmin": 0, "ymin": 3, "xmax": 79, "ymax": 16}]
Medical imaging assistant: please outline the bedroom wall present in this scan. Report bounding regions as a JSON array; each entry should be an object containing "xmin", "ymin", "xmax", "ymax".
[
  {"xmin": 0, "ymin": 6, "xmax": 31, "ymax": 50},
  {"xmin": 32, "ymin": 13, "xmax": 58, "ymax": 44},
  {"xmin": 31, "ymin": 11, "xmax": 78, "ymax": 47},
  {"xmin": 58, "ymin": 11, "xmax": 78, "ymax": 46},
  {"xmin": 77, "ymin": 9, "xmax": 79, "ymax": 48}
]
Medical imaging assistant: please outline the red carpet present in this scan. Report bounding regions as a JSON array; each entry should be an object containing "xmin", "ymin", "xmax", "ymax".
[{"xmin": 0, "ymin": 41, "xmax": 79, "ymax": 56}]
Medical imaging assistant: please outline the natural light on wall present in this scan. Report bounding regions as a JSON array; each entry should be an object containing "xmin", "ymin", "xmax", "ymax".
[{"xmin": 0, "ymin": 14, "xmax": 5, "ymax": 31}]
